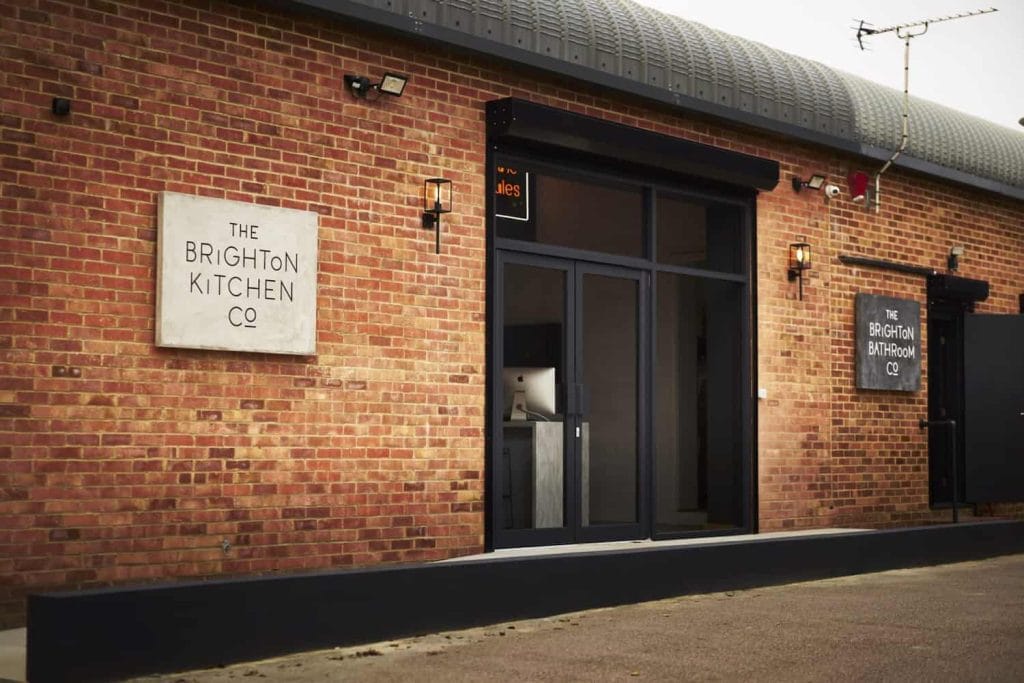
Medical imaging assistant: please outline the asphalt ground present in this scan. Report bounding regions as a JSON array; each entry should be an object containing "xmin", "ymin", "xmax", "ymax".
[{"xmin": 132, "ymin": 553, "xmax": 1024, "ymax": 682}]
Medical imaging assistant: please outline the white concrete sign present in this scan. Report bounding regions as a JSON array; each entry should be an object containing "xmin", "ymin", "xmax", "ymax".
[{"xmin": 156, "ymin": 192, "xmax": 318, "ymax": 355}]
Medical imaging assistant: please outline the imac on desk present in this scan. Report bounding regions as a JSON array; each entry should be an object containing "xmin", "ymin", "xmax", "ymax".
[
  {"xmin": 502, "ymin": 366, "xmax": 556, "ymax": 420},
  {"xmin": 501, "ymin": 366, "xmax": 561, "ymax": 528}
]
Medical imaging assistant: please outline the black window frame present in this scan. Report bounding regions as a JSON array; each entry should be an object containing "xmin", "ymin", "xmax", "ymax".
[{"xmin": 485, "ymin": 100, "xmax": 771, "ymax": 550}]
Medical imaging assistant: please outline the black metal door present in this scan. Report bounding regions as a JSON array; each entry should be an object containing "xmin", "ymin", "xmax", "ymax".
[
  {"xmin": 963, "ymin": 314, "xmax": 1024, "ymax": 502},
  {"xmin": 926, "ymin": 306, "xmax": 965, "ymax": 505}
]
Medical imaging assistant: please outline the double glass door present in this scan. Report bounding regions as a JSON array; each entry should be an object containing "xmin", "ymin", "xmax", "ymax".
[{"xmin": 496, "ymin": 252, "xmax": 646, "ymax": 546}]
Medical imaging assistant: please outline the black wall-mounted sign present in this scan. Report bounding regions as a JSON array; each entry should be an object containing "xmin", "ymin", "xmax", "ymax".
[{"xmin": 855, "ymin": 293, "xmax": 921, "ymax": 392}]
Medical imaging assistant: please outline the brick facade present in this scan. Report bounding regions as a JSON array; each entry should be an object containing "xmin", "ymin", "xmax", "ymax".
[
  {"xmin": 1, "ymin": 0, "xmax": 1022, "ymax": 627},
  {"xmin": 758, "ymin": 167, "xmax": 1024, "ymax": 531}
]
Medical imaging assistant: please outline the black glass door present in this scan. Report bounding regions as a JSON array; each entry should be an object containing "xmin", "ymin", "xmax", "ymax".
[
  {"xmin": 497, "ymin": 255, "xmax": 571, "ymax": 546},
  {"xmin": 576, "ymin": 264, "xmax": 646, "ymax": 541},
  {"xmin": 494, "ymin": 253, "xmax": 645, "ymax": 547}
]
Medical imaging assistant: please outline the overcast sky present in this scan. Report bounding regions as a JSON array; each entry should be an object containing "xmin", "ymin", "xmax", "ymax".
[{"xmin": 632, "ymin": 0, "xmax": 1024, "ymax": 130}]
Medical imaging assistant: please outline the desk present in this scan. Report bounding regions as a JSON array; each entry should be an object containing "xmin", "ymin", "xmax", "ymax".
[
  {"xmin": 503, "ymin": 421, "xmax": 562, "ymax": 527},
  {"xmin": 503, "ymin": 421, "xmax": 589, "ymax": 529}
]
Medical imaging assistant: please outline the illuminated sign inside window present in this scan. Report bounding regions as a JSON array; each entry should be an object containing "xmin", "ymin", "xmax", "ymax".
[{"xmin": 495, "ymin": 165, "xmax": 530, "ymax": 222}]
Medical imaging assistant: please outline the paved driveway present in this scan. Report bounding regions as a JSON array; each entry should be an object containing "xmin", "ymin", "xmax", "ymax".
[{"xmin": 138, "ymin": 554, "xmax": 1024, "ymax": 682}]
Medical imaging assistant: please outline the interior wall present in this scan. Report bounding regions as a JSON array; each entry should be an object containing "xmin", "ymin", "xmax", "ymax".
[
  {"xmin": 536, "ymin": 175, "xmax": 643, "ymax": 257},
  {"xmin": 655, "ymin": 274, "xmax": 701, "ymax": 526},
  {"xmin": 503, "ymin": 265, "xmax": 563, "ymax": 328},
  {"xmin": 582, "ymin": 273, "xmax": 638, "ymax": 524},
  {"xmin": 705, "ymin": 280, "xmax": 742, "ymax": 526}
]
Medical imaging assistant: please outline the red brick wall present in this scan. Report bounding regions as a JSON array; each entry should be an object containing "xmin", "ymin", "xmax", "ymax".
[
  {"xmin": 1, "ymin": 0, "xmax": 1022, "ymax": 627},
  {"xmin": 0, "ymin": 0, "xmax": 495, "ymax": 627},
  {"xmin": 829, "ymin": 176, "xmax": 1024, "ymax": 528},
  {"xmin": 757, "ymin": 164, "xmax": 1024, "ymax": 531}
]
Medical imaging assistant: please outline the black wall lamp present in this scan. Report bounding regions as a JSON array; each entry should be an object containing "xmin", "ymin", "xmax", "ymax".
[
  {"xmin": 948, "ymin": 245, "xmax": 964, "ymax": 272},
  {"xmin": 422, "ymin": 178, "xmax": 452, "ymax": 254},
  {"xmin": 787, "ymin": 242, "xmax": 812, "ymax": 300},
  {"xmin": 344, "ymin": 72, "xmax": 408, "ymax": 99},
  {"xmin": 791, "ymin": 174, "xmax": 825, "ymax": 193}
]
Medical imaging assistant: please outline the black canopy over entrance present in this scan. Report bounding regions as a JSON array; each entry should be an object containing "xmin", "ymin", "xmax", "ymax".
[{"xmin": 487, "ymin": 98, "xmax": 779, "ymax": 192}]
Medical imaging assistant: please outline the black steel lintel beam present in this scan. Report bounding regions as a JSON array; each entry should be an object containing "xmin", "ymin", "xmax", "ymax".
[{"xmin": 838, "ymin": 254, "xmax": 938, "ymax": 277}]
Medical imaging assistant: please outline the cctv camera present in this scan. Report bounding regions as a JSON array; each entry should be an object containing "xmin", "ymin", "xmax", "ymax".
[{"xmin": 824, "ymin": 184, "xmax": 841, "ymax": 198}]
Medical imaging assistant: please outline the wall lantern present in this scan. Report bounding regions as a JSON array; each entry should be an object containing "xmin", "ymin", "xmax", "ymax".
[
  {"xmin": 787, "ymin": 242, "xmax": 812, "ymax": 300},
  {"xmin": 343, "ymin": 72, "xmax": 408, "ymax": 99},
  {"xmin": 791, "ymin": 174, "xmax": 826, "ymax": 193},
  {"xmin": 422, "ymin": 178, "xmax": 452, "ymax": 254}
]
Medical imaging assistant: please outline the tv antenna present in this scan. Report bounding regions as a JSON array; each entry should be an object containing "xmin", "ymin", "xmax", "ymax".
[
  {"xmin": 855, "ymin": 7, "xmax": 998, "ymax": 50},
  {"xmin": 852, "ymin": 8, "xmax": 998, "ymax": 212}
]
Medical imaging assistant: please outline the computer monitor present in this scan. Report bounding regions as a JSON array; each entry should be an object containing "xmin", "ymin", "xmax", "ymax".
[{"xmin": 502, "ymin": 366, "xmax": 557, "ymax": 420}]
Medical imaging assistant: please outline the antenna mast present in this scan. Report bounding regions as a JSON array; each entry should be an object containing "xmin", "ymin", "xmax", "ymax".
[{"xmin": 853, "ymin": 7, "xmax": 998, "ymax": 212}]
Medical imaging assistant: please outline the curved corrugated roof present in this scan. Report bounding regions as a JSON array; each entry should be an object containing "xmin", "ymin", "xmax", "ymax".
[
  {"xmin": 292, "ymin": 0, "xmax": 1024, "ymax": 198},
  {"xmin": 840, "ymin": 72, "xmax": 1024, "ymax": 188}
]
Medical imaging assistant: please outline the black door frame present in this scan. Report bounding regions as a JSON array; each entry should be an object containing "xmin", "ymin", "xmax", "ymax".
[
  {"xmin": 926, "ymin": 299, "xmax": 967, "ymax": 506},
  {"xmin": 925, "ymin": 274, "xmax": 990, "ymax": 507},
  {"xmin": 485, "ymin": 142, "xmax": 757, "ymax": 550},
  {"xmin": 492, "ymin": 253, "xmax": 649, "ymax": 548},
  {"xmin": 573, "ymin": 260, "xmax": 650, "ymax": 543},
  {"xmin": 492, "ymin": 252, "xmax": 573, "ymax": 548}
]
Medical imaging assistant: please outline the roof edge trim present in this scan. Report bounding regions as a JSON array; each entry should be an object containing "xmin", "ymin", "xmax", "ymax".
[
  {"xmin": 280, "ymin": 0, "xmax": 864, "ymax": 152},
  {"xmin": 279, "ymin": 0, "xmax": 1022, "ymax": 202},
  {"xmin": 855, "ymin": 144, "xmax": 1024, "ymax": 203}
]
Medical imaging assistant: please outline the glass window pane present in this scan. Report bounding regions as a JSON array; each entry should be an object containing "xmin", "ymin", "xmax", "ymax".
[
  {"xmin": 496, "ymin": 163, "xmax": 644, "ymax": 258},
  {"xmin": 501, "ymin": 263, "xmax": 566, "ymax": 530},
  {"xmin": 656, "ymin": 194, "xmax": 743, "ymax": 273},
  {"xmin": 655, "ymin": 272, "xmax": 744, "ymax": 532},
  {"xmin": 582, "ymin": 273, "xmax": 638, "ymax": 525}
]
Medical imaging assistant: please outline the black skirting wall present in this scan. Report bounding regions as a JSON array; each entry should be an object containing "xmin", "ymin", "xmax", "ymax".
[{"xmin": 28, "ymin": 521, "xmax": 1024, "ymax": 682}]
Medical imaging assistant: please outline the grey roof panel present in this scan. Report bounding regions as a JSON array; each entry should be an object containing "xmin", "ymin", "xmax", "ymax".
[
  {"xmin": 292, "ymin": 0, "xmax": 1024, "ymax": 197},
  {"xmin": 841, "ymin": 72, "xmax": 1024, "ymax": 188}
]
